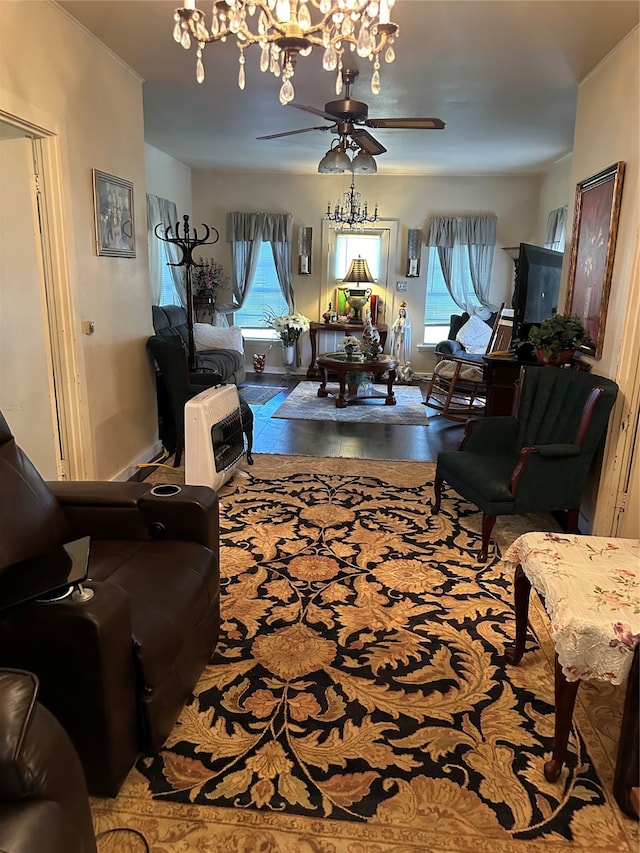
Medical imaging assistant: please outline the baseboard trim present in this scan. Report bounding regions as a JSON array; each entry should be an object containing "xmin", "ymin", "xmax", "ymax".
[{"xmin": 113, "ymin": 440, "xmax": 164, "ymax": 482}]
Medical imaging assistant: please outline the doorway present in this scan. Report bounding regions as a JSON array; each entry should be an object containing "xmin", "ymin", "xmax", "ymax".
[{"xmin": 0, "ymin": 117, "xmax": 81, "ymax": 479}]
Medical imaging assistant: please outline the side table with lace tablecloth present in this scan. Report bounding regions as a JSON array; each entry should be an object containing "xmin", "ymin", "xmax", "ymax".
[{"xmin": 502, "ymin": 532, "xmax": 640, "ymax": 817}]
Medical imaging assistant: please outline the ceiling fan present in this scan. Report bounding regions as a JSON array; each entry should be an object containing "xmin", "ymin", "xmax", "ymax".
[{"xmin": 257, "ymin": 68, "xmax": 445, "ymax": 162}]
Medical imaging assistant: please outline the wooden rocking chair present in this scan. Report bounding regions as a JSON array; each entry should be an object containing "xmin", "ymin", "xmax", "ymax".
[{"xmin": 423, "ymin": 306, "xmax": 512, "ymax": 421}]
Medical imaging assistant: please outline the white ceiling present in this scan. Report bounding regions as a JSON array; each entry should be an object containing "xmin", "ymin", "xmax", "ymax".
[{"xmin": 56, "ymin": 0, "xmax": 638, "ymax": 176}]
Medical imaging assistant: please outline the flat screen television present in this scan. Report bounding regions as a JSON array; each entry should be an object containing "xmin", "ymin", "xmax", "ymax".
[{"xmin": 512, "ymin": 243, "xmax": 563, "ymax": 343}]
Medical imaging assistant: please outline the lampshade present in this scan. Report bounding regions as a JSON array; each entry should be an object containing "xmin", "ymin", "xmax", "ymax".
[
  {"xmin": 318, "ymin": 145, "xmax": 352, "ymax": 174},
  {"xmin": 351, "ymin": 150, "xmax": 377, "ymax": 174},
  {"xmin": 343, "ymin": 256, "xmax": 375, "ymax": 284}
]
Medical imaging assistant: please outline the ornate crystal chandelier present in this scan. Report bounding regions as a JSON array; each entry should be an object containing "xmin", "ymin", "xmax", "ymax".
[
  {"xmin": 173, "ymin": 0, "xmax": 399, "ymax": 105},
  {"xmin": 325, "ymin": 180, "xmax": 379, "ymax": 229}
]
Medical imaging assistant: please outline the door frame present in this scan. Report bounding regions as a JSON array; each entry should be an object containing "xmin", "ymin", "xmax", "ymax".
[
  {"xmin": 0, "ymin": 108, "xmax": 87, "ymax": 480},
  {"xmin": 593, "ymin": 228, "xmax": 640, "ymax": 536}
]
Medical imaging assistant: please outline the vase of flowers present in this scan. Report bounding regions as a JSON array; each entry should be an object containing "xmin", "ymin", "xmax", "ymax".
[
  {"xmin": 340, "ymin": 335, "xmax": 360, "ymax": 359},
  {"xmin": 192, "ymin": 257, "xmax": 230, "ymax": 301},
  {"xmin": 264, "ymin": 309, "xmax": 310, "ymax": 378}
]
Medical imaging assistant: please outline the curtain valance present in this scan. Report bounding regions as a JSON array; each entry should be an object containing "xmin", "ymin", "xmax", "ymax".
[
  {"xmin": 427, "ymin": 215, "xmax": 497, "ymax": 247},
  {"xmin": 226, "ymin": 212, "xmax": 293, "ymax": 243}
]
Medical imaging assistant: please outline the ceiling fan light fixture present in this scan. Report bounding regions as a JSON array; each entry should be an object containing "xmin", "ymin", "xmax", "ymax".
[
  {"xmin": 351, "ymin": 150, "xmax": 377, "ymax": 174},
  {"xmin": 318, "ymin": 143, "xmax": 351, "ymax": 174},
  {"xmin": 173, "ymin": 2, "xmax": 399, "ymax": 102}
]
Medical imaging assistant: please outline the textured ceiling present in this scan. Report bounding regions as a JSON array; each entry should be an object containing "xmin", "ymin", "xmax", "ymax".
[{"xmin": 57, "ymin": 0, "xmax": 639, "ymax": 175}]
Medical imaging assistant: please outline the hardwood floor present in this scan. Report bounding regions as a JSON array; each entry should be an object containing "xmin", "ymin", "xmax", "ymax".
[{"xmin": 242, "ymin": 373, "xmax": 464, "ymax": 461}]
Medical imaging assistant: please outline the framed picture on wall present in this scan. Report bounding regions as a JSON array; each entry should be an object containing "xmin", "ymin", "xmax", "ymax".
[
  {"xmin": 565, "ymin": 161, "xmax": 625, "ymax": 358},
  {"xmin": 92, "ymin": 169, "xmax": 136, "ymax": 258}
]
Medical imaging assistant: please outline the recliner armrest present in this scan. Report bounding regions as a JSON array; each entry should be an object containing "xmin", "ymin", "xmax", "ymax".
[
  {"xmin": 0, "ymin": 584, "xmax": 139, "ymax": 798},
  {"xmin": 48, "ymin": 481, "xmax": 219, "ymax": 550},
  {"xmin": 189, "ymin": 371, "xmax": 225, "ymax": 387},
  {"xmin": 0, "ymin": 669, "xmax": 97, "ymax": 852}
]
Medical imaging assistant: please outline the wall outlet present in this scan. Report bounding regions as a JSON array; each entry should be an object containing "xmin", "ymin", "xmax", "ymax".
[{"xmin": 396, "ymin": 280, "xmax": 407, "ymax": 292}]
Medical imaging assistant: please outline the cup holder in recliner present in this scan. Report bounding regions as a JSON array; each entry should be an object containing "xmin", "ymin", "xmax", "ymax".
[{"xmin": 149, "ymin": 484, "xmax": 182, "ymax": 497}]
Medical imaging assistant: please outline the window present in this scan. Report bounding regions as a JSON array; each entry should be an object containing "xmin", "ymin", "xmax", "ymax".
[
  {"xmin": 333, "ymin": 232, "xmax": 381, "ymax": 281},
  {"xmin": 423, "ymin": 247, "xmax": 481, "ymax": 344},
  {"xmin": 159, "ymin": 242, "xmax": 181, "ymax": 306},
  {"xmin": 233, "ymin": 242, "xmax": 289, "ymax": 335}
]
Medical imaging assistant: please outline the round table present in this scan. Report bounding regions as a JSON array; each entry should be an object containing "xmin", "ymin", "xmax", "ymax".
[{"xmin": 316, "ymin": 352, "xmax": 399, "ymax": 409}]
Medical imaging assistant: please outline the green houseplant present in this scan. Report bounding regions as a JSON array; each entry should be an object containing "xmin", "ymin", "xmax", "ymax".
[{"xmin": 527, "ymin": 314, "xmax": 591, "ymax": 365}]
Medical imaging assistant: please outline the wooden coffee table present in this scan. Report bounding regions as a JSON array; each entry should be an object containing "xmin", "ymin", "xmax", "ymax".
[{"xmin": 316, "ymin": 352, "xmax": 399, "ymax": 409}]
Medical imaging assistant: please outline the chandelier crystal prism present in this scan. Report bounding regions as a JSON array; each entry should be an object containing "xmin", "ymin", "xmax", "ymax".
[
  {"xmin": 173, "ymin": 0, "xmax": 399, "ymax": 105},
  {"xmin": 325, "ymin": 180, "xmax": 379, "ymax": 229}
]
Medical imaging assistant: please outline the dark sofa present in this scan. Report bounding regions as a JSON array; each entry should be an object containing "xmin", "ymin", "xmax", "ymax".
[
  {"xmin": 0, "ymin": 668, "xmax": 97, "ymax": 853},
  {"xmin": 152, "ymin": 305, "xmax": 246, "ymax": 385},
  {"xmin": 0, "ymin": 410, "xmax": 221, "ymax": 797}
]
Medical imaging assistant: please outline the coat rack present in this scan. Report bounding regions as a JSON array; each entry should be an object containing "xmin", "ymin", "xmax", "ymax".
[{"xmin": 154, "ymin": 214, "xmax": 219, "ymax": 371}]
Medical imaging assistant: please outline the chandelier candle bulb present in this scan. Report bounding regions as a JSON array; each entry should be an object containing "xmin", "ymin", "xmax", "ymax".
[{"xmin": 173, "ymin": 1, "xmax": 399, "ymax": 101}]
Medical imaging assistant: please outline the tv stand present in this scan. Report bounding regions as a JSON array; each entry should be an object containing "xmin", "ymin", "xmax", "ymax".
[{"xmin": 482, "ymin": 354, "xmax": 536, "ymax": 417}]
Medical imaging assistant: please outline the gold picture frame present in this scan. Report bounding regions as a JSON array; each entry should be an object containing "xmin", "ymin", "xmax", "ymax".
[
  {"xmin": 565, "ymin": 161, "xmax": 625, "ymax": 358},
  {"xmin": 92, "ymin": 169, "xmax": 136, "ymax": 258}
]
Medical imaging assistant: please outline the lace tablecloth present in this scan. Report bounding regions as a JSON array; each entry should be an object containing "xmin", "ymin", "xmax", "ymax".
[{"xmin": 503, "ymin": 532, "xmax": 640, "ymax": 685}]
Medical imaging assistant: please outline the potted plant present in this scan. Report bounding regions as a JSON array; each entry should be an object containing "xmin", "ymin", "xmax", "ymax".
[{"xmin": 527, "ymin": 314, "xmax": 591, "ymax": 365}]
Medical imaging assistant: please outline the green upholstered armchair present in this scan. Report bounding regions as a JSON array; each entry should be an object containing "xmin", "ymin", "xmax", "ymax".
[{"xmin": 431, "ymin": 366, "xmax": 619, "ymax": 561}]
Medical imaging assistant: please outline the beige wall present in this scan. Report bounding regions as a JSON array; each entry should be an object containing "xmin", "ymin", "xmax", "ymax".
[
  {"xmin": 536, "ymin": 154, "xmax": 573, "ymax": 248},
  {"xmin": 145, "ymin": 143, "xmax": 192, "ymax": 218},
  {"xmin": 567, "ymin": 28, "xmax": 639, "ymax": 534},
  {"xmin": 0, "ymin": 1, "xmax": 157, "ymax": 480},
  {"xmin": 191, "ymin": 171, "xmax": 543, "ymax": 375}
]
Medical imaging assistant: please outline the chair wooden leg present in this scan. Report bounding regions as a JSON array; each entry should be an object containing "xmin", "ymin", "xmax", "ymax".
[
  {"xmin": 432, "ymin": 475, "xmax": 443, "ymax": 515},
  {"xmin": 566, "ymin": 507, "xmax": 580, "ymax": 533},
  {"xmin": 504, "ymin": 563, "xmax": 531, "ymax": 665},
  {"xmin": 544, "ymin": 654, "xmax": 581, "ymax": 782},
  {"xmin": 244, "ymin": 424, "xmax": 254, "ymax": 465},
  {"xmin": 479, "ymin": 514, "xmax": 496, "ymax": 561},
  {"xmin": 614, "ymin": 645, "xmax": 639, "ymax": 818},
  {"xmin": 174, "ymin": 435, "xmax": 184, "ymax": 468}
]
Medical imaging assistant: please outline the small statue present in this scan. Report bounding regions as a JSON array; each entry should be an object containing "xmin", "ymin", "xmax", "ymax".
[
  {"xmin": 391, "ymin": 302, "xmax": 411, "ymax": 367},
  {"xmin": 322, "ymin": 302, "xmax": 333, "ymax": 324},
  {"xmin": 360, "ymin": 314, "xmax": 382, "ymax": 361}
]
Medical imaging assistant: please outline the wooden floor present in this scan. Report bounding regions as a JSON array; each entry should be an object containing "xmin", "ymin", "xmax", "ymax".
[{"xmin": 242, "ymin": 372, "xmax": 464, "ymax": 462}]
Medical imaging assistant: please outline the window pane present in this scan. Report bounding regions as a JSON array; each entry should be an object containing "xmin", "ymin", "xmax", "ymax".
[
  {"xmin": 423, "ymin": 246, "xmax": 481, "ymax": 332},
  {"xmin": 423, "ymin": 247, "xmax": 460, "ymax": 324},
  {"xmin": 159, "ymin": 243, "xmax": 181, "ymax": 306},
  {"xmin": 334, "ymin": 232, "xmax": 381, "ymax": 281},
  {"xmin": 234, "ymin": 243, "xmax": 289, "ymax": 329}
]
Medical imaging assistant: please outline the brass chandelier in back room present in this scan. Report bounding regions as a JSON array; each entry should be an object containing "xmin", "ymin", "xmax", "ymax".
[{"xmin": 172, "ymin": 0, "xmax": 400, "ymax": 105}]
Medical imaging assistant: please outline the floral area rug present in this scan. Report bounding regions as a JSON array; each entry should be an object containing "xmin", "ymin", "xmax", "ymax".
[{"xmin": 93, "ymin": 456, "xmax": 637, "ymax": 853}]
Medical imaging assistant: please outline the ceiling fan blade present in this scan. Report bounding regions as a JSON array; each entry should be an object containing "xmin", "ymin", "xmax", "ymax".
[
  {"xmin": 288, "ymin": 102, "xmax": 338, "ymax": 122},
  {"xmin": 350, "ymin": 128, "xmax": 387, "ymax": 156},
  {"xmin": 257, "ymin": 125, "xmax": 332, "ymax": 140},
  {"xmin": 366, "ymin": 117, "xmax": 446, "ymax": 130}
]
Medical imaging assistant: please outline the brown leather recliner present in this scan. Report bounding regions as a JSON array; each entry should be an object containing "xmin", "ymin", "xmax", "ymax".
[
  {"xmin": 0, "ymin": 411, "xmax": 220, "ymax": 797},
  {"xmin": 0, "ymin": 668, "xmax": 97, "ymax": 853}
]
